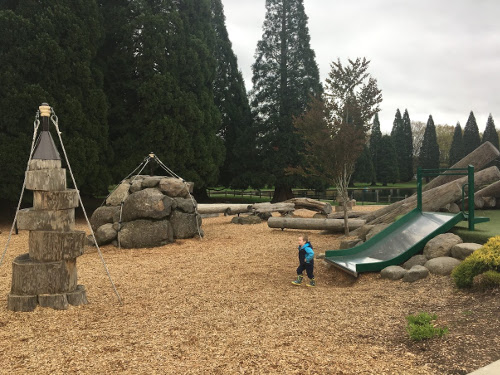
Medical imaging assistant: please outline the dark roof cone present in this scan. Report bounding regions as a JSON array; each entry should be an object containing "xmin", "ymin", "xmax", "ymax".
[{"xmin": 32, "ymin": 103, "xmax": 61, "ymax": 160}]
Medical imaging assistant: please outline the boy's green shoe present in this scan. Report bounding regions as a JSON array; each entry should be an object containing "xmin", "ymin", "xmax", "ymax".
[
  {"xmin": 291, "ymin": 275, "xmax": 303, "ymax": 285},
  {"xmin": 306, "ymin": 278, "xmax": 316, "ymax": 287}
]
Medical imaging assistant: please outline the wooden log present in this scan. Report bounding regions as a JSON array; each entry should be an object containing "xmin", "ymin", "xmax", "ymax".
[
  {"xmin": 267, "ymin": 217, "xmax": 365, "ymax": 231},
  {"xmin": 196, "ymin": 204, "xmax": 251, "ymax": 215},
  {"xmin": 29, "ymin": 230, "xmax": 85, "ymax": 262},
  {"xmin": 7, "ymin": 294, "xmax": 38, "ymax": 312},
  {"xmin": 284, "ymin": 198, "xmax": 332, "ymax": 214},
  {"xmin": 66, "ymin": 285, "xmax": 88, "ymax": 306},
  {"xmin": 25, "ymin": 168, "xmax": 67, "ymax": 191},
  {"xmin": 252, "ymin": 202, "xmax": 295, "ymax": 214},
  {"xmin": 483, "ymin": 197, "xmax": 497, "ymax": 208},
  {"xmin": 363, "ymin": 166, "xmax": 500, "ymax": 225},
  {"xmin": 424, "ymin": 141, "xmax": 500, "ymax": 191},
  {"xmin": 10, "ymin": 253, "xmax": 77, "ymax": 295},
  {"xmin": 33, "ymin": 189, "xmax": 79, "ymax": 210},
  {"xmin": 38, "ymin": 293, "xmax": 69, "ymax": 310},
  {"xmin": 474, "ymin": 180, "xmax": 500, "ymax": 198},
  {"xmin": 327, "ymin": 211, "xmax": 366, "ymax": 219},
  {"xmin": 17, "ymin": 208, "xmax": 75, "ymax": 231}
]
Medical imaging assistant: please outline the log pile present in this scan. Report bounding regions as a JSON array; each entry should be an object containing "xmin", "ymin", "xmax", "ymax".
[{"xmin": 9, "ymin": 158, "xmax": 87, "ymax": 312}]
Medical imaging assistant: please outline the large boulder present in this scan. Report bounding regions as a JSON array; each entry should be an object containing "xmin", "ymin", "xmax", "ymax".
[
  {"xmin": 380, "ymin": 266, "xmax": 407, "ymax": 280},
  {"xmin": 106, "ymin": 182, "xmax": 130, "ymax": 206},
  {"xmin": 350, "ymin": 225, "xmax": 375, "ymax": 241},
  {"xmin": 451, "ymin": 243, "xmax": 482, "ymax": 260},
  {"xmin": 170, "ymin": 211, "xmax": 201, "ymax": 238},
  {"xmin": 121, "ymin": 188, "xmax": 174, "ymax": 221},
  {"xmin": 90, "ymin": 206, "xmax": 120, "ymax": 232},
  {"xmin": 118, "ymin": 220, "xmax": 173, "ymax": 248},
  {"xmin": 402, "ymin": 255, "xmax": 428, "ymax": 270},
  {"xmin": 402, "ymin": 265, "xmax": 429, "ymax": 283},
  {"xmin": 339, "ymin": 238, "xmax": 363, "ymax": 249},
  {"xmin": 424, "ymin": 257, "xmax": 461, "ymax": 276},
  {"xmin": 423, "ymin": 233, "xmax": 463, "ymax": 259},
  {"xmin": 95, "ymin": 223, "xmax": 118, "ymax": 245},
  {"xmin": 174, "ymin": 197, "xmax": 196, "ymax": 214},
  {"xmin": 159, "ymin": 177, "xmax": 190, "ymax": 198},
  {"xmin": 142, "ymin": 176, "xmax": 162, "ymax": 188},
  {"xmin": 231, "ymin": 215, "xmax": 262, "ymax": 225}
]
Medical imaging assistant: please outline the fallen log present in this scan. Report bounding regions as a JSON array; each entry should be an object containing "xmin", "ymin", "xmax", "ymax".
[
  {"xmin": 268, "ymin": 217, "xmax": 365, "ymax": 231},
  {"xmin": 461, "ymin": 179, "xmax": 500, "ymax": 210},
  {"xmin": 424, "ymin": 141, "xmax": 500, "ymax": 191},
  {"xmin": 197, "ymin": 204, "xmax": 251, "ymax": 215},
  {"xmin": 463, "ymin": 196, "xmax": 497, "ymax": 210},
  {"xmin": 363, "ymin": 166, "xmax": 500, "ymax": 225},
  {"xmin": 327, "ymin": 211, "xmax": 366, "ymax": 219},
  {"xmin": 252, "ymin": 202, "xmax": 295, "ymax": 214},
  {"xmin": 284, "ymin": 198, "xmax": 332, "ymax": 214},
  {"xmin": 474, "ymin": 180, "xmax": 500, "ymax": 199}
]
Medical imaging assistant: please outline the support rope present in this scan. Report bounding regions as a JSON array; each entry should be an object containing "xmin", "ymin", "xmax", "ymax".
[
  {"xmin": 50, "ymin": 111, "xmax": 123, "ymax": 306},
  {"xmin": 0, "ymin": 114, "xmax": 41, "ymax": 267}
]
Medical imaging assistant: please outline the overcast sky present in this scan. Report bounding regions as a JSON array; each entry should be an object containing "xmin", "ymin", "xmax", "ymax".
[{"xmin": 222, "ymin": 0, "xmax": 499, "ymax": 134}]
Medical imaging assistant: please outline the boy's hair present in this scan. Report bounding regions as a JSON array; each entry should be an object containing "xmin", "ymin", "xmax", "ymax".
[{"xmin": 300, "ymin": 234, "xmax": 309, "ymax": 242}]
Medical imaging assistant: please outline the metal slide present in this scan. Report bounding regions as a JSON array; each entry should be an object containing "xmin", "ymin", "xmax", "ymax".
[{"xmin": 324, "ymin": 209, "xmax": 465, "ymax": 277}]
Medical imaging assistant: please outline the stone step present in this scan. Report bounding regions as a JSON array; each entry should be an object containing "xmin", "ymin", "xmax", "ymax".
[
  {"xmin": 29, "ymin": 230, "xmax": 85, "ymax": 262},
  {"xmin": 17, "ymin": 208, "xmax": 74, "ymax": 231},
  {"xmin": 10, "ymin": 253, "xmax": 77, "ymax": 295},
  {"xmin": 33, "ymin": 189, "xmax": 79, "ymax": 210},
  {"xmin": 25, "ymin": 168, "xmax": 66, "ymax": 191}
]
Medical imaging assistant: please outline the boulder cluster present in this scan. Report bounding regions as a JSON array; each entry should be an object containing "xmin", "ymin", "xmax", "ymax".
[{"xmin": 90, "ymin": 176, "xmax": 202, "ymax": 248}]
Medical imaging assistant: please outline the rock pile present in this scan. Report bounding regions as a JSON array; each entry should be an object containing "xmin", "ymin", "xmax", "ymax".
[{"xmin": 90, "ymin": 176, "xmax": 201, "ymax": 248}]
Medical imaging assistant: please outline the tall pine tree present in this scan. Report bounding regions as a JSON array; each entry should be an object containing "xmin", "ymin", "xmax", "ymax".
[
  {"xmin": 378, "ymin": 135, "xmax": 399, "ymax": 186},
  {"xmin": 369, "ymin": 112, "xmax": 383, "ymax": 185},
  {"xmin": 0, "ymin": 1, "xmax": 110, "ymax": 200},
  {"xmin": 211, "ymin": 0, "xmax": 254, "ymax": 188},
  {"xmin": 482, "ymin": 114, "xmax": 499, "ymax": 150},
  {"xmin": 449, "ymin": 122, "xmax": 464, "ymax": 166},
  {"xmin": 250, "ymin": 0, "xmax": 322, "ymax": 201},
  {"xmin": 463, "ymin": 111, "xmax": 481, "ymax": 157},
  {"xmin": 401, "ymin": 109, "xmax": 414, "ymax": 181},
  {"xmin": 419, "ymin": 115, "xmax": 440, "ymax": 180},
  {"xmin": 390, "ymin": 109, "xmax": 403, "ymax": 181}
]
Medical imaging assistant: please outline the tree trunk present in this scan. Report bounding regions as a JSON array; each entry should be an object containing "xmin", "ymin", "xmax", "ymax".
[
  {"xmin": 252, "ymin": 202, "xmax": 295, "ymax": 214},
  {"xmin": 423, "ymin": 141, "xmax": 500, "ymax": 191},
  {"xmin": 271, "ymin": 185, "xmax": 294, "ymax": 203},
  {"xmin": 284, "ymin": 198, "xmax": 332, "ymax": 214},
  {"xmin": 363, "ymin": 166, "xmax": 500, "ymax": 225},
  {"xmin": 474, "ymin": 180, "xmax": 500, "ymax": 198},
  {"xmin": 267, "ymin": 217, "xmax": 365, "ymax": 232},
  {"xmin": 197, "ymin": 204, "xmax": 252, "ymax": 215}
]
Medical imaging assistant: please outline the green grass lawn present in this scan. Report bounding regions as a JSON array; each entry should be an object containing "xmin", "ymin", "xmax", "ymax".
[{"xmin": 451, "ymin": 209, "xmax": 500, "ymax": 244}]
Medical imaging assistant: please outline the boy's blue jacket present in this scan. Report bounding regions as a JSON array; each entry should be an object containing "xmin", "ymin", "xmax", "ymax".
[{"xmin": 298, "ymin": 241, "xmax": 314, "ymax": 263}]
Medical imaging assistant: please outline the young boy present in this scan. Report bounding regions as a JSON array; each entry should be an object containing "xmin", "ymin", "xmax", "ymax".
[{"xmin": 291, "ymin": 234, "xmax": 315, "ymax": 287}]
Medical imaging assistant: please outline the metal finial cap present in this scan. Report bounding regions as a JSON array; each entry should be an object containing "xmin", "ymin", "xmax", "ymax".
[{"xmin": 39, "ymin": 103, "xmax": 51, "ymax": 117}]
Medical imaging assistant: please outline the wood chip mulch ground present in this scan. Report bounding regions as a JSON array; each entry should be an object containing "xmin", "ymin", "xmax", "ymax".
[{"xmin": 0, "ymin": 206, "xmax": 498, "ymax": 374}]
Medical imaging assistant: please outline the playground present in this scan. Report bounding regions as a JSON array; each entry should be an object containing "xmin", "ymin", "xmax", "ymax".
[{"xmin": 0, "ymin": 206, "xmax": 498, "ymax": 374}]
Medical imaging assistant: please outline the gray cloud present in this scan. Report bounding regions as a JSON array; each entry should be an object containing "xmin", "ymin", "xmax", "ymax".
[{"xmin": 223, "ymin": 0, "xmax": 500, "ymax": 133}]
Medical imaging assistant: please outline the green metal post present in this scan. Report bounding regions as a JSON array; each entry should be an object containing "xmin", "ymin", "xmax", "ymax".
[
  {"xmin": 416, "ymin": 167, "xmax": 422, "ymax": 212},
  {"xmin": 468, "ymin": 165, "xmax": 474, "ymax": 231}
]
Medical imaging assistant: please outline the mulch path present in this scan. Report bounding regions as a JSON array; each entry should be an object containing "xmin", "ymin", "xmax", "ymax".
[{"xmin": 0, "ymin": 207, "xmax": 498, "ymax": 374}]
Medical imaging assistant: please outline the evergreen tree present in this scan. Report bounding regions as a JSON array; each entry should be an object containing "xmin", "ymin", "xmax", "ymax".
[
  {"xmin": 449, "ymin": 122, "xmax": 464, "ymax": 166},
  {"xmin": 0, "ymin": 1, "xmax": 110, "ymax": 200},
  {"xmin": 369, "ymin": 112, "xmax": 382, "ymax": 185},
  {"xmin": 378, "ymin": 135, "xmax": 399, "ymax": 186},
  {"xmin": 419, "ymin": 115, "xmax": 440, "ymax": 180},
  {"xmin": 211, "ymin": 0, "xmax": 254, "ymax": 188},
  {"xmin": 100, "ymin": 0, "xmax": 224, "ymax": 193},
  {"xmin": 390, "ymin": 109, "xmax": 403, "ymax": 181},
  {"xmin": 482, "ymin": 114, "xmax": 499, "ymax": 150},
  {"xmin": 353, "ymin": 145, "xmax": 375, "ymax": 184},
  {"xmin": 401, "ymin": 109, "xmax": 414, "ymax": 181},
  {"xmin": 250, "ymin": 0, "xmax": 322, "ymax": 201},
  {"xmin": 463, "ymin": 111, "xmax": 481, "ymax": 156}
]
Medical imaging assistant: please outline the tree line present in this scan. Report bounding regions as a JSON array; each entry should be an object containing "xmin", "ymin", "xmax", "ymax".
[
  {"xmin": 356, "ymin": 110, "xmax": 500, "ymax": 186},
  {"xmin": 0, "ymin": 0, "xmax": 498, "ymax": 204}
]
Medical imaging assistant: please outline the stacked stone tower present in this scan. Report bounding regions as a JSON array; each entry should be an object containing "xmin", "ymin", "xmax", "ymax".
[{"xmin": 7, "ymin": 104, "xmax": 87, "ymax": 312}]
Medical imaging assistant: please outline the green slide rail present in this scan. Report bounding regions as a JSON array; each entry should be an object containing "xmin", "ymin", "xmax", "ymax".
[{"xmin": 324, "ymin": 166, "xmax": 489, "ymax": 276}]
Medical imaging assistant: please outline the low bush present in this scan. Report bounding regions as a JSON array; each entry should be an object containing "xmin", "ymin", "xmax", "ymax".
[
  {"xmin": 452, "ymin": 236, "xmax": 500, "ymax": 288},
  {"xmin": 406, "ymin": 312, "xmax": 448, "ymax": 341},
  {"xmin": 473, "ymin": 270, "xmax": 500, "ymax": 290}
]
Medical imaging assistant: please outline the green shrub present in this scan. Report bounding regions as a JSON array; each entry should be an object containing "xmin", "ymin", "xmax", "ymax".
[
  {"xmin": 473, "ymin": 270, "xmax": 500, "ymax": 290},
  {"xmin": 451, "ymin": 236, "xmax": 500, "ymax": 288},
  {"xmin": 406, "ymin": 312, "xmax": 448, "ymax": 341}
]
